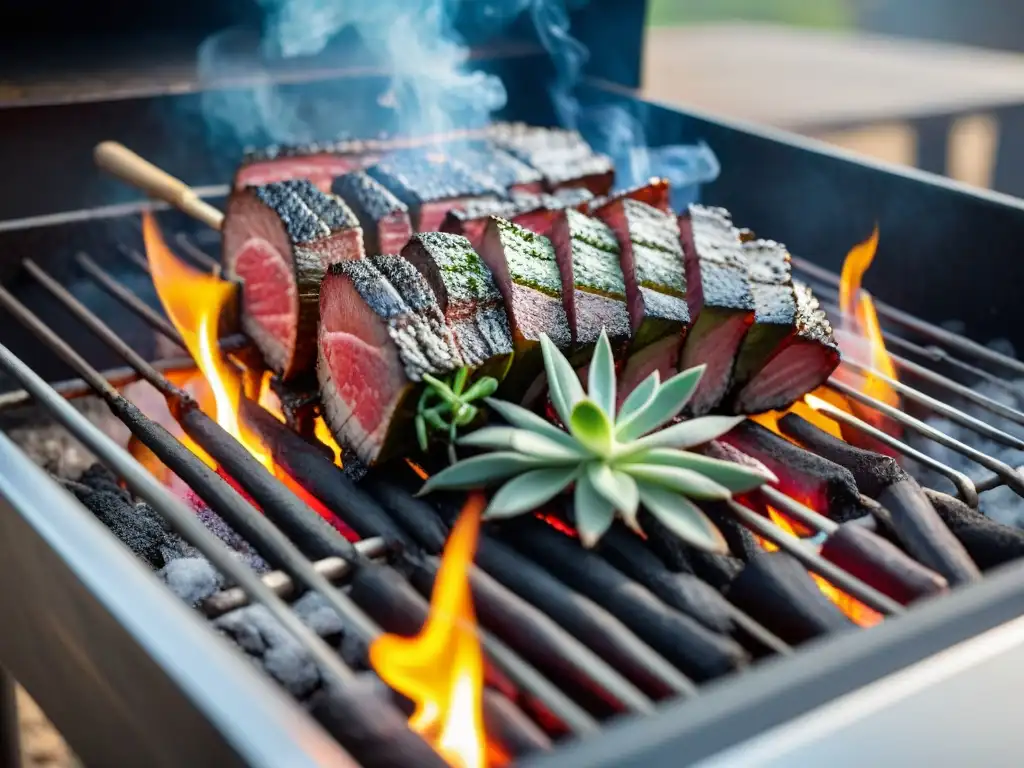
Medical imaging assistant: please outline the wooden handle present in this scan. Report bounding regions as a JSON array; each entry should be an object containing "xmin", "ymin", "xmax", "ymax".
[{"xmin": 94, "ymin": 141, "xmax": 225, "ymax": 231}]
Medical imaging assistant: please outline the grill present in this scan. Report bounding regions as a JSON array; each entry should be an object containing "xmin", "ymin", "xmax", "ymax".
[{"xmin": 4, "ymin": 5, "xmax": 1024, "ymax": 768}]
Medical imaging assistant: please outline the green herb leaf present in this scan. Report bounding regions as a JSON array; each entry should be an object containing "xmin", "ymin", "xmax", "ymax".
[
  {"xmin": 587, "ymin": 462, "xmax": 640, "ymax": 530},
  {"xmin": 485, "ymin": 466, "xmax": 580, "ymax": 519},
  {"xmin": 569, "ymin": 399, "xmax": 613, "ymax": 457},
  {"xmin": 617, "ymin": 371, "xmax": 660, "ymax": 422},
  {"xmin": 483, "ymin": 397, "xmax": 581, "ymax": 450},
  {"xmin": 462, "ymin": 376, "xmax": 499, "ymax": 402},
  {"xmin": 622, "ymin": 415, "xmax": 745, "ymax": 455},
  {"xmin": 637, "ymin": 481, "xmax": 728, "ymax": 554},
  {"xmin": 421, "ymin": 373, "xmax": 459, "ymax": 405},
  {"xmin": 574, "ymin": 470, "xmax": 617, "ymax": 548},
  {"xmin": 626, "ymin": 447, "xmax": 776, "ymax": 491},
  {"xmin": 452, "ymin": 366, "xmax": 469, "ymax": 395},
  {"xmin": 588, "ymin": 330, "xmax": 616, "ymax": 417},
  {"xmin": 419, "ymin": 452, "xmax": 548, "ymax": 494},
  {"xmin": 415, "ymin": 414, "xmax": 428, "ymax": 451},
  {"xmin": 459, "ymin": 426, "xmax": 587, "ymax": 462},
  {"xmin": 541, "ymin": 333, "xmax": 585, "ymax": 425},
  {"xmin": 616, "ymin": 365, "xmax": 706, "ymax": 442},
  {"xmin": 626, "ymin": 463, "xmax": 732, "ymax": 500}
]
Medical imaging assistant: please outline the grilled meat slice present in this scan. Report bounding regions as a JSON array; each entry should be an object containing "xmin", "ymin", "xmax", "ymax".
[
  {"xmin": 317, "ymin": 258, "xmax": 462, "ymax": 466},
  {"xmin": 593, "ymin": 197, "xmax": 691, "ymax": 397},
  {"xmin": 548, "ymin": 208, "xmax": 631, "ymax": 351},
  {"xmin": 441, "ymin": 195, "xmax": 543, "ymax": 250},
  {"xmin": 367, "ymin": 150, "xmax": 504, "ymax": 232},
  {"xmin": 588, "ymin": 178, "xmax": 672, "ymax": 214},
  {"xmin": 678, "ymin": 205, "xmax": 756, "ymax": 414},
  {"xmin": 223, "ymin": 179, "xmax": 364, "ymax": 381},
  {"xmin": 477, "ymin": 217, "xmax": 572, "ymax": 397},
  {"xmin": 731, "ymin": 280, "xmax": 840, "ymax": 413},
  {"xmin": 490, "ymin": 123, "xmax": 615, "ymax": 196},
  {"xmin": 511, "ymin": 188, "xmax": 595, "ymax": 237},
  {"xmin": 402, "ymin": 232, "xmax": 514, "ymax": 381},
  {"xmin": 233, "ymin": 142, "xmax": 372, "ymax": 191},
  {"xmin": 332, "ymin": 171, "xmax": 413, "ymax": 256},
  {"xmin": 449, "ymin": 142, "xmax": 545, "ymax": 194}
]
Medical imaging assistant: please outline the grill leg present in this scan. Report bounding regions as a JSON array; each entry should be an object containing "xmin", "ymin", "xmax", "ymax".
[{"xmin": 0, "ymin": 668, "xmax": 19, "ymax": 768}]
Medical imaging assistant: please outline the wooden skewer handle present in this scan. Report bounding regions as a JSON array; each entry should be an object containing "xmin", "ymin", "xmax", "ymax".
[{"xmin": 94, "ymin": 141, "xmax": 225, "ymax": 231}]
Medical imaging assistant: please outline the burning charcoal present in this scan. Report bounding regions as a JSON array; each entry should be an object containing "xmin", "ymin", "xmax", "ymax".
[
  {"xmin": 78, "ymin": 462, "xmax": 131, "ymax": 502},
  {"xmin": 268, "ymin": 374, "xmax": 320, "ymax": 439},
  {"xmin": 593, "ymin": 198, "xmax": 691, "ymax": 397},
  {"xmin": 726, "ymin": 552, "xmax": 854, "ymax": 644},
  {"xmin": 924, "ymin": 489, "xmax": 1024, "ymax": 571},
  {"xmin": 481, "ymin": 689, "xmax": 553, "ymax": 757},
  {"xmin": 477, "ymin": 217, "xmax": 573, "ymax": 396},
  {"xmin": 779, "ymin": 414, "xmax": 981, "ymax": 586},
  {"xmin": 548, "ymin": 208, "xmax": 632, "ymax": 351},
  {"xmin": 401, "ymin": 232, "xmax": 514, "ymax": 380},
  {"xmin": 638, "ymin": 510, "xmax": 745, "ymax": 591},
  {"xmin": 721, "ymin": 420, "xmax": 865, "ymax": 521},
  {"xmin": 234, "ymin": 142, "xmax": 368, "ymax": 191},
  {"xmin": 192, "ymin": 505, "xmax": 270, "ymax": 573},
  {"xmin": 367, "ymin": 149, "xmax": 504, "ymax": 232},
  {"xmin": 316, "ymin": 257, "xmax": 463, "ymax": 466},
  {"xmin": 223, "ymin": 179, "xmax": 365, "ymax": 381},
  {"xmin": 501, "ymin": 517, "xmax": 750, "ymax": 682},
  {"xmin": 331, "ymin": 171, "xmax": 413, "ymax": 256},
  {"xmin": 159, "ymin": 557, "xmax": 224, "ymax": 606},
  {"xmin": 677, "ymin": 205, "xmax": 756, "ymax": 414},
  {"xmin": 587, "ymin": 178, "xmax": 672, "ymax": 214}
]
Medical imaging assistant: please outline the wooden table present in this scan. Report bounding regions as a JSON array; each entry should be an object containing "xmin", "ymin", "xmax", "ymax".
[{"xmin": 642, "ymin": 22, "xmax": 1024, "ymax": 195}]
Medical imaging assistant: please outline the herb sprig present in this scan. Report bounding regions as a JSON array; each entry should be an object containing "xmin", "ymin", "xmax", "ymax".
[
  {"xmin": 418, "ymin": 330, "xmax": 776, "ymax": 552},
  {"xmin": 416, "ymin": 367, "xmax": 499, "ymax": 463}
]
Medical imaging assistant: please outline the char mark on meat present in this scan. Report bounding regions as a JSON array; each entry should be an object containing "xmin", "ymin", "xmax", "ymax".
[
  {"xmin": 316, "ymin": 258, "xmax": 462, "ymax": 466},
  {"xmin": 731, "ymin": 279, "xmax": 840, "ymax": 413},
  {"xmin": 332, "ymin": 171, "xmax": 413, "ymax": 256},
  {"xmin": 402, "ymin": 232, "xmax": 513, "ymax": 380},
  {"xmin": 548, "ymin": 208, "xmax": 631, "ymax": 352},
  {"xmin": 588, "ymin": 178, "xmax": 672, "ymax": 214},
  {"xmin": 442, "ymin": 189, "xmax": 594, "ymax": 249},
  {"xmin": 594, "ymin": 197, "xmax": 690, "ymax": 401},
  {"xmin": 477, "ymin": 217, "xmax": 572, "ymax": 398},
  {"xmin": 223, "ymin": 179, "xmax": 364, "ymax": 381},
  {"xmin": 489, "ymin": 123, "xmax": 615, "ymax": 196},
  {"xmin": 367, "ymin": 149, "xmax": 504, "ymax": 232},
  {"xmin": 448, "ymin": 141, "xmax": 545, "ymax": 193},
  {"xmin": 677, "ymin": 205, "xmax": 756, "ymax": 415},
  {"xmin": 234, "ymin": 141, "xmax": 374, "ymax": 192}
]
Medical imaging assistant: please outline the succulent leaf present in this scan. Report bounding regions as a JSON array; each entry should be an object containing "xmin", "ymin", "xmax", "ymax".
[
  {"xmin": 637, "ymin": 481, "xmax": 728, "ymax": 554},
  {"xmin": 626, "ymin": 464, "xmax": 732, "ymax": 500},
  {"xmin": 483, "ymin": 397, "xmax": 581, "ymax": 450},
  {"xmin": 574, "ymin": 471, "xmax": 617, "ymax": 548},
  {"xmin": 616, "ymin": 365, "xmax": 706, "ymax": 442},
  {"xmin": 627, "ymin": 447, "xmax": 777, "ymax": 490},
  {"xmin": 485, "ymin": 466, "xmax": 580, "ymax": 519},
  {"xmin": 621, "ymin": 415, "xmax": 745, "ymax": 455},
  {"xmin": 588, "ymin": 331, "xmax": 617, "ymax": 417},
  {"xmin": 459, "ymin": 426, "xmax": 586, "ymax": 462},
  {"xmin": 617, "ymin": 371, "xmax": 660, "ymax": 423},
  {"xmin": 418, "ymin": 452, "xmax": 549, "ymax": 493},
  {"xmin": 569, "ymin": 400, "xmax": 614, "ymax": 457},
  {"xmin": 587, "ymin": 462, "xmax": 640, "ymax": 527},
  {"xmin": 541, "ymin": 334, "xmax": 585, "ymax": 425}
]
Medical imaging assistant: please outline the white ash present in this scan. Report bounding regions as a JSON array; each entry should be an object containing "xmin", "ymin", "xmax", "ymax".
[
  {"xmin": 159, "ymin": 558, "xmax": 225, "ymax": 606},
  {"xmin": 905, "ymin": 338, "xmax": 1024, "ymax": 528}
]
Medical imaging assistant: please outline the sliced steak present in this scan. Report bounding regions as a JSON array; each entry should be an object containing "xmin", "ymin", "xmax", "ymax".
[
  {"xmin": 477, "ymin": 217, "xmax": 572, "ymax": 397},
  {"xmin": 332, "ymin": 171, "xmax": 413, "ymax": 256},
  {"xmin": 234, "ymin": 143, "xmax": 371, "ymax": 192},
  {"xmin": 223, "ymin": 180, "xmax": 365, "ymax": 381},
  {"xmin": 449, "ymin": 142, "xmax": 545, "ymax": 194},
  {"xmin": 402, "ymin": 232, "xmax": 514, "ymax": 381},
  {"xmin": 731, "ymin": 280, "xmax": 840, "ymax": 413},
  {"xmin": 511, "ymin": 188, "xmax": 595, "ymax": 238},
  {"xmin": 490, "ymin": 124, "xmax": 615, "ymax": 196},
  {"xmin": 316, "ymin": 258, "xmax": 462, "ymax": 466},
  {"xmin": 548, "ymin": 208, "xmax": 631, "ymax": 351},
  {"xmin": 367, "ymin": 150, "xmax": 504, "ymax": 232},
  {"xmin": 593, "ymin": 198, "xmax": 690, "ymax": 398},
  {"xmin": 678, "ymin": 205, "xmax": 756, "ymax": 415},
  {"xmin": 440, "ymin": 195, "xmax": 541, "ymax": 251},
  {"xmin": 588, "ymin": 178, "xmax": 671, "ymax": 214}
]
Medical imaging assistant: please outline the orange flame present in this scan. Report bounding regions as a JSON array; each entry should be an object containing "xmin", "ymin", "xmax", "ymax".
[
  {"xmin": 759, "ymin": 507, "xmax": 881, "ymax": 627},
  {"xmin": 370, "ymin": 494, "xmax": 489, "ymax": 768},
  {"xmin": 142, "ymin": 213, "xmax": 272, "ymax": 470},
  {"xmin": 314, "ymin": 416, "xmax": 344, "ymax": 468}
]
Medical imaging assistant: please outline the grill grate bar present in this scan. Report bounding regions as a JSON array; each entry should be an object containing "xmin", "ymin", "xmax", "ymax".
[{"xmin": 791, "ymin": 255, "xmax": 1024, "ymax": 378}]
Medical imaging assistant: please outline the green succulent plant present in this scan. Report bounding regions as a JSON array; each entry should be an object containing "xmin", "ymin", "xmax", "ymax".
[
  {"xmin": 418, "ymin": 330, "xmax": 776, "ymax": 552},
  {"xmin": 416, "ymin": 367, "xmax": 499, "ymax": 464}
]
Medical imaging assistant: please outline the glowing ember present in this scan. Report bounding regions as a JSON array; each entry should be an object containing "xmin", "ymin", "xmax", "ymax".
[
  {"xmin": 314, "ymin": 416, "xmax": 343, "ymax": 468},
  {"xmin": 257, "ymin": 371, "xmax": 286, "ymax": 423},
  {"xmin": 758, "ymin": 507, "xmax": 881, "ymax": 627},
  {"xmin": 370, "ymin": 494, "xmax": 489, "ymax": 768},
  {"xmin": 142, "ymin": 213, "xmax": 272, "ymax": 470}
]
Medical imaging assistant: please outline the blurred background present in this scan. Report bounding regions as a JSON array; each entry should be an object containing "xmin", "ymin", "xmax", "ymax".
[{"xmin": 642, "ymin": 0, "xmax": 1024, "ymax": 194}]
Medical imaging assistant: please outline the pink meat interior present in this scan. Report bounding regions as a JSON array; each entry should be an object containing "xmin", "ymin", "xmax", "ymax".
[
  {"xmin": 735, "ymin": 338, "xmax": 841, "ymax": 413},
  {"xmin": 680, "ymin": 312, "xmax": 754, "ymax": 415},
  {"xmin": 235, "ymin": 155, "xmax": 364, "ymax": 191},
  {"xmin": 378, "ymin": 212, "xmax": 414, "ymax": 255}
]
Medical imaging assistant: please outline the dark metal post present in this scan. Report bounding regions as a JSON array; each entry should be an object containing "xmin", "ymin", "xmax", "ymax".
[{"xmin": 0, "ymin": 667, "xmax": 20, "ymax": 768}]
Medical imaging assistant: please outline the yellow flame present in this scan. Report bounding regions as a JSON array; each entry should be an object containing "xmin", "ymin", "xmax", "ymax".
[
  {"xmin": 839, "ymin": 224, "xmax": 880, "ymax": 318},
  {"xmin": 369, "ymin": 494, "xmax": 488, "ymax": 768},
  {"xmin": 314, "ymin": 416, "xmax": 343, "ymax": 469},
  {"xmin": 142, "ymin": 213, "xmax": 272, "ymax": 470}
]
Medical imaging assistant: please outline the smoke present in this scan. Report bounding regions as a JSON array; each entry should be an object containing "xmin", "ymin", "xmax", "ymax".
[{"xmin": 197, "ymin": 0, "xmax": 718, "ymax": 200}]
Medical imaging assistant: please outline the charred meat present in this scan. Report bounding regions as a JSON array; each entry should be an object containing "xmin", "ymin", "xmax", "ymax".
[
  {"xmin": 316, "ymin": 256, "xmax": 463, "ymax": 466},
  {"xmin": 442, "ymin": 189, "xmax": 594, "ymax": 249},
  {"xmin": 222, "ymin": 179, "xmax": 364, "ymax": 381},
  {"xmin": 402, "ymin": 232, "xmax": 514, "ymax": 380},
  {"xmin": 678, "ymin": 205, "xmax": 756, "ymax": 415},
  {"xmin": 448, "ymin": 142, "xmax": 545, "ymax": 193},
  {"xmin": 332, "ymin": 171, "xmax": 413, "ymax": 256},
  {"xmin": 233, "ymin": 142, "xmax": 372, "ymax": 192},
  {"xmin": 588, "ymin": 178, "xmax": 672, "ymax": 214},
  {"xmin": 548, "ymin": 208, "xmax": 631, "ymax": 351},
  {"xmin": 490, "ymin": 123, "xmax": 615, "ymax": 196},
  {"xmin": 477, "ymin": 217, "xmax": 572, "ymax": 396},
  {"xmin": 593, "ymin": 197, "xmax": 690, "ymax": 397},
  {"xmin": 731, "ymin": 279, "xmax": 840, "ymax": 413},
  {"xmin": 367, "ymin": 149, "xmax": 504, "ymax": 232}
]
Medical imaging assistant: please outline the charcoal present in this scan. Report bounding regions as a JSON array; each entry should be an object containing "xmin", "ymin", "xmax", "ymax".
[
  {"xmin": 78, "ymin": 462, "xmax": 132, "ymax": 502},
  {"xmin": 638, "ymin": 511, "xmax": 745, "ymax": 591},
  {"xmin": 726, "ymin": 552, "xmax": 854, "ymax": 644},
  {"xmin": 268, "ymin": 374, "xmax": 320, "ymax": 439},
  {"xmin": 925, "ymin": 489, "xmax": 1024, "ymax": 570},
  {"xmin": 159, "ymin": 558, "xmax": 224, "ymax": 606}
]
